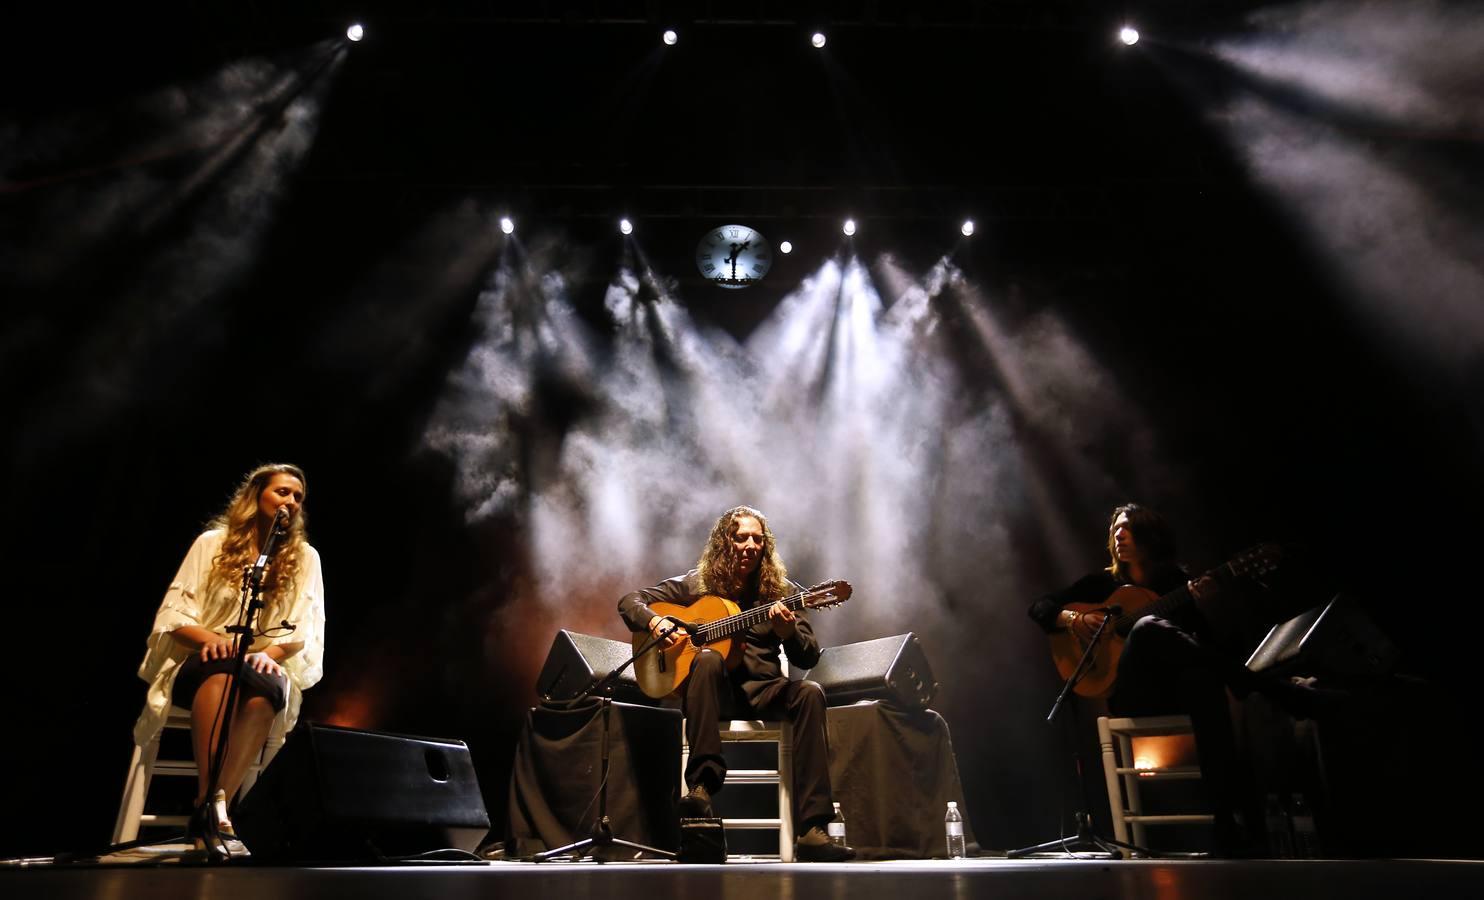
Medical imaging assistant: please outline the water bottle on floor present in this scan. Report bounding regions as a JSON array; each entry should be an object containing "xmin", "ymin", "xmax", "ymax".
[
  {"xmin": 1290, "ymin": 793, "xmax": 1319, "ymax": 859},
  {"xmin": 828, "ymin": 802, "xmax": 847, "ymax": 847},
  {"xmin": 945, "ymin": 801, "xmax": 966, "ymax": 858}
]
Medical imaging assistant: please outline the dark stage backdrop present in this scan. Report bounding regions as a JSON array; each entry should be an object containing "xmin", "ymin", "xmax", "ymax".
[{"xmin": 2, "ymin": 4, "xmax": 1481, "ymax": 860}]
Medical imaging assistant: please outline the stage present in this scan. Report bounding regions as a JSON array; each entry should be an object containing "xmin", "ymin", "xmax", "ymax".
[{"xmin": 5, "ymin": 857, "xmax": 1483, "ymax": 900}]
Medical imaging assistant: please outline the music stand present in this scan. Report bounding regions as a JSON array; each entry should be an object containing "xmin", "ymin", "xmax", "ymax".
[
  {"xmin": 1008, "ymin": 609, "xmax": 1155, "ymax": 859},
  {"xmin": 532, "ymin": 625, "xmax": 679, "ymax": 862}
]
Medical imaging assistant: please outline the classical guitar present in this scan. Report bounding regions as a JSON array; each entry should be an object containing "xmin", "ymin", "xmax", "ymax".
[
  {"xmin": 631, "ymin": 580, "xmax": 853, "ymax": 699},
  {"xmin": 1047, "ymin": 543, "xmax": 1282, "ymax": 698}
]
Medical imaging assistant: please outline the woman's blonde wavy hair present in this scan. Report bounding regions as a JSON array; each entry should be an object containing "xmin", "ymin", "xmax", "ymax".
[
  {"xmin": 695, "ymin": 506, "xmax": 790, "ymax": 603},
  {"xmin": 204, "ymin": 463, "xmax": 309, "ymax": 628}
]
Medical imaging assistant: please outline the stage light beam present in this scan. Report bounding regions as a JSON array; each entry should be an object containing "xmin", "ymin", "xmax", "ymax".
[
  {"xmin": 1119, "ymin": 26, "xmax": 1140, "ymax": 46},
  {"xmin": 812, "ymin": 33, "xmax": 828, "ymax": 49},
  {"xmin": 780, "ymin": 241, "xmax": 793, "ymax": 254},
  {"xmin": 843, "ymin": 219, "xmax": 856, "ymax": 236},
  {"xmin": 663, "ymin": 29, "xmax": 678, "ymax": 46},
  {"xmin": 619, "ymin": 218, "xmax": 634, "ymax": 235},
  {"xmin": 961, "ymin": 220, "xmax": 975, "ymax": 237},
  {"xmin": 500, "ymin": 216, "xmax": 515, "ymax": 235},
  {"xmin": 347, "ymin": 24, "xmax": 365, "ymax": 42}
]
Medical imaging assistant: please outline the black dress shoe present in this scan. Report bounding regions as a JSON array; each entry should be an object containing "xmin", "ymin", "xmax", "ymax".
[
  {"xmin": 678, "ymin": 783, "xmax": 715, "ymax": 820},
  {"xmin": 795, "ymin": 826, "xmax": 856, "ymax": 862}
]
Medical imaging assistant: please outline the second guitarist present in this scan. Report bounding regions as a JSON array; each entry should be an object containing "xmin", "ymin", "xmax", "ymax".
[
  {"xmin": 1028, "ymin": 503, "xmax": 1340, "ymax": 856},
  {"xmin": 617, "ymin": 505, "xmax": 856, "ymax": 862}
]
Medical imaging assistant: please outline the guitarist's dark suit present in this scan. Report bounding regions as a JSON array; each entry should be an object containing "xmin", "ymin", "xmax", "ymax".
[
  {"xmin": 619, "ymin": 569, "xmax": 835, "ymax": 832},
  {"xmin": 1029, "ymin": 562, "xmax": 1251, "ymax": 851}
]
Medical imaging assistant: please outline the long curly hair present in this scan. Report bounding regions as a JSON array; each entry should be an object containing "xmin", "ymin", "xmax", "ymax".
[
  {"xmin": 205, "ymin": 463, "xmax": 309, "ymax": 628},
  {"xmin": 695, "ymin": 505, "xmax": 791, "ymax": 603},
  {"xmin": 1105, "ymin": 502, "xmax": 1176, "ymax": 582}
]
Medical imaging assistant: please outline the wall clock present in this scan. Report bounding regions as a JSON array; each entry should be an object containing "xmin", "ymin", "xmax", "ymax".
[{"xmin": 696, "ymin": 224, "xmax": 772, "ymax": 289}]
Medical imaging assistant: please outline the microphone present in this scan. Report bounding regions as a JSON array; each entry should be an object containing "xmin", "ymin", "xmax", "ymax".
[{"xmin": 664, "ymin": 616, "xmax": 700, "ymax": 636}]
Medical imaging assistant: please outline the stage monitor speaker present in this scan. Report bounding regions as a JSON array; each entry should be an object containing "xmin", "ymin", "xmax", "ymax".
[
  {"xmin": 234, "ymin": 721, "xmax": 490, "ymax": 862},
  {"xmin": 802, "ymin": 632, "xmax": 939, "ymax": 711},
  {"xmin": 536, "ymin": 628, "xmax": 651, "ymax": 705}
]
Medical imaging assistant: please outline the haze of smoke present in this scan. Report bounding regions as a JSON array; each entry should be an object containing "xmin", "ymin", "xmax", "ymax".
[
  {"xmin": 1209, "ymin": 3, "xmax": 1484, "ymax": 371},
  {"xmin": 8, "ymin": 45, "xmax": 343, "ymax": 462},
  {"xmin": 423, "ymin": 244, "xmax": 1182, "ymax": 677},
  {"xmin": 1220, "ymin": 0, "xmax": 1484, "ymax": 136}
]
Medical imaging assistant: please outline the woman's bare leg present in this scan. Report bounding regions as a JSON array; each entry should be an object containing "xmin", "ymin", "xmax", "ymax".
[{"xmin": 190, "ymin": 676, "xmax": 279, "ymax": 807}]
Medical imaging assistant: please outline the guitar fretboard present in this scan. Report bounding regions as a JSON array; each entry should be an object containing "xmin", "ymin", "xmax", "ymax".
[{"xmin": 694, "ymin": 590, "xmax": 818, "ymax": 644}]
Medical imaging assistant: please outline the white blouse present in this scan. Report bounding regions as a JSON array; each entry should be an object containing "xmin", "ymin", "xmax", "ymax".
[{"xmin": 132, "ymin": 528, "xmax": 326, "ymax": 745}]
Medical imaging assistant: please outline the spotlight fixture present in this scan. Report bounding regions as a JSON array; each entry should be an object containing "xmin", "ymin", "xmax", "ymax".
[
  {"xmin": 961, "ymin": 220, "xmax": 975, "ymax": 237},
  {"xmin": 779, "ymin": 241, "xmax": 793, "ymax": 255},
  {"xmin": 843, "ymin": 219, "xmax": 856, "ymax": 236},
  {"xmin": 663, "ymin": 29, "xmax": 678, "ymax": 46},
  {"xmin": 500, "ymin": 216, "xmax": 515, "ymax": 235},
  {"xmin": 1119, "ymin": 25, "xmax": 1140, "ymax": 46},
  {"xmin": 346, "ymin": 23, "xmax": 365, "ymax": 42},
  {"xmin": 811, "ymin": 32, "xmax": 827, "ymax": 49},
  {"xmin": 619, "ymin": 218, "xmax": 634, "ymax": 235}
]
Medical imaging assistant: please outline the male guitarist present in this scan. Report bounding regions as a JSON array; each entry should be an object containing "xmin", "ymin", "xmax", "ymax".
[
  {"xmin": 1028, "ymin": 503, "xmax": 1340, "ymax": 855},
  {"xmin": 618, "ymin": 505, "xmax": 855, "ymax": 862}
]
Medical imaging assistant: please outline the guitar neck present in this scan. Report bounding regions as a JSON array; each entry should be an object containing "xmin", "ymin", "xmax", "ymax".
[
  {"xmin": 1112, "ymin": 558, "xmax": 1242, "ymax": 631},
  {"xmin": 696, "ymin": 591, "xmax": 810, "ymax": 644}
]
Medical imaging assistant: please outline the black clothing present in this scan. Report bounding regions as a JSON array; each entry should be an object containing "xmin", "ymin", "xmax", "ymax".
[
  {"xmin": 170, "ymin": 654, "xmax": 289, "ymax": 712},
  {"xmin": 1030, "ymin": 563, "xmax": 1252, "ymax": 849},
  {"xmin": 618, "ymin": 569, "xmax": 835, "ymax": 831}
]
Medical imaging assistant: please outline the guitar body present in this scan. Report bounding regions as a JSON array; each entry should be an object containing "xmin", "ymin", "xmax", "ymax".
[
  {"xmin": 632, "ymin": 595, "xmax": 744, "ymax": 699},
  {"xmin": 1047, "ymin": 584, "xmax": 1159, "ymax": 698}
]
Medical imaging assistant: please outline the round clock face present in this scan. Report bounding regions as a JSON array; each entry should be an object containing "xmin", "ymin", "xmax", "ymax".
[{"xmin": 696, "ymin": 224, "xmax": 772, "ymax": 289}]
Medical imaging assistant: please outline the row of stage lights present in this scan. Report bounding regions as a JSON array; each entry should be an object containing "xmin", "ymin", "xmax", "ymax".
[
  {"xmin": 496, "ymin": 216, "xmax": 979, "ymax": 241},
  {"xmin": 345, "ymin": 23, "xmax": 1140, "ymax": 48}
]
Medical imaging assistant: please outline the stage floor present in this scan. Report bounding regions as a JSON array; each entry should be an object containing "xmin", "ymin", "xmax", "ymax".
[{"xmin": 4, "ymin": 856, "xmax": 1482, "ymax": 900}]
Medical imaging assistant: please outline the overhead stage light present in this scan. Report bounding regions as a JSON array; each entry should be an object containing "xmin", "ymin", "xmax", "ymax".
[
  {"xmin": 347, "ymin": 23, "xmax": 365, "ymax": 42},
  {"xmin": 663, "ymin": 29, "xmax": 678, "ymax": 46},
  {"xmin": 1119, "ymin": 25, "xmax": 1140, "ymax": 46},
  {"xmin": 843, "ymin": 219, "xmax": 856, "ymax": 236},
  {"xmin": 812, "ymin": 32, "xmax": 828, "ymax": 49},
  {"xmin": 780, "ymin": 241, "xmax": 793, "ymax": 255},
  {"xmin": 619, "ymin": 218, "xmax": 634, "ymax": 235},
  {"xmin": 500, "ymin": 217, "xmax": 515, "ymax": 235},
  {"xmin": 961, "ymin": 220, "xmax": 975, "ymax": 237}
]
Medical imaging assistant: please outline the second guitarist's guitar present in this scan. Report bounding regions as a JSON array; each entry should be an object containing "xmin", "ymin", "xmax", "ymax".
[
  {"xmin": 1047, "ymin": 544, "xmax": 1282, "ymax": 698},
  {"xmin": 631, "ymin": 580, "xmax": 852, "ymax": 699}
]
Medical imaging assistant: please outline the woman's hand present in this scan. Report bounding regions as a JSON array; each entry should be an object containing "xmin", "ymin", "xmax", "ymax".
[
  {"xmin": 199, "ymin": 634, "xmax": 237, "ymax": 663},
  {"xmin": 246, "ymin": 651, "xmax": 286, "ymax": 678}
]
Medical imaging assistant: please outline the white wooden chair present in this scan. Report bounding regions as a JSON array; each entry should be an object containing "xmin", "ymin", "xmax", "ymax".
[
  {"xmin": 681, "ymin": 719, "xmax": 794, "ymax": 861},
  {"xmin": 112, "ymin": 704, "xmax": 287, "ymax": 843},
  {"xmin": 1098, "ymin": 714, "xmax": 1215, "ymax": 853},
  {"xmin": 679, "ymin": 650, "xmax": 796, "ymax": 861}
]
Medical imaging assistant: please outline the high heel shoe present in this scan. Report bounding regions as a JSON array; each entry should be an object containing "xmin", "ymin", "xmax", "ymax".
[{"xmin": 191, "ymin": 789, "xmax": 252, "ymax": 860}]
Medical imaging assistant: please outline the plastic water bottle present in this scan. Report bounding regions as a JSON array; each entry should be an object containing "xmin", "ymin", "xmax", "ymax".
[
  {"xmin": 1264, "ymin": 793, "xmax": 1294, "ymax": 859},
  {"xmin": 828, "ymin": 802, "xmax": 847, "ymax": 847},
  {"xmin": 1290, "ymin": 793, "xmax": 1319, "ymax": 859},
  {"xmin": 945, "ymin": 801, "xmax": 966, "ymax": 858}
]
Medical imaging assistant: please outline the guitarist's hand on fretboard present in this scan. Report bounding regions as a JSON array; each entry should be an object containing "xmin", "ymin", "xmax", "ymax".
[{"xmin": 768, "ymin": 601, "xmax": 798, "ymax": 639}]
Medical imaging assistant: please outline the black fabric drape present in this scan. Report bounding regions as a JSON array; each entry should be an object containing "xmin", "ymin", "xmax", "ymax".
[
  {"xmin": 825, "ymin": 701, "xmax": 975, "ymax": 859},
  {"xmin": 506, "ymin": 701, "xmax": 681, "ymax": 859}
]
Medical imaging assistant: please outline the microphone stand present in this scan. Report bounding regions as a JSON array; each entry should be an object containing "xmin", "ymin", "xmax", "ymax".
[
  {"xmin": 531, "ymin": 623, "xmax": 683, "ymax": 863},
  {"xmin": 1008, "ymin": 607, "xmax": 1157, "ymax": 859},
  {"xmin": 197, "ymin": 510, "xmax": 290, "ymax": 862}
]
